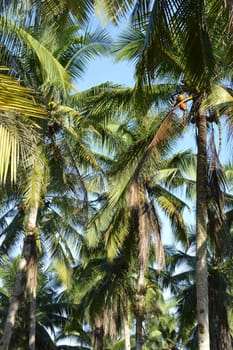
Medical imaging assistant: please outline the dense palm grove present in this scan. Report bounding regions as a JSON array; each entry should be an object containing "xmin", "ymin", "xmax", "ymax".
[{"xmin": 0, "ymin": 1, "xmax": 233, "ymax": 349}]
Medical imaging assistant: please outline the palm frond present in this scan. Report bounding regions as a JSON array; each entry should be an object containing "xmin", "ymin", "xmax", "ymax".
[
  {"xmin": 42, "ymin": 209, "xmax": 81, "ymax": 262},
  {"xmin": 0, "ymin": 16, "xmax": 72, "ymax": 91},
  {"xmin": 71, "ymin": 83, "xmax": 136, "ymax": 122},
  {"xmin": 104, "ymin": 207, "xmax": 131, "ymax": 260},
  {"xmin": 52, "ymin": 259, "xmax": 72, "ymax": 287},
  {"xmin": 0, "ymin": 114, "xmax": 40, "ymax": 184},
  {"xmin": 201, "ymin": 85, "xmax": 233, "ymax": 110},
  {"xmin": 0, "ymin": 212, "xmax": 23, "ymax": 256},
  {"xmin": 0, "ymin": 67, "xmax": 47, "ymax": 184},
  {"xmin": 71, "ymin": 82, "xmax": 178, "ymax": 124},
  {"xmin": 86, "ymin": 111, "xmax": 185, "ymax": 250},
  {"xmin": 22, "ymin": 146, "xmax": 48, "ymax": 208},
  {"xmin": 33, "ymin": 0, "xmax": 95, "ymax": 24},
  {"xmin": 61, "ymin": 27, "xmax": 111, "ymax": 79},
  {"xmin": 0, "ymin": 70, "xmax": 47, "ymax": 118},
  {"xmin": 132, "ymin": 111, "xmax": 184, "ymax": 181},
  {"xmin": 113, "ymin": 25, "xmax": 145, "ymax": 65},
  {"xmin": 101, "ymin": 0, "xmax": 135, "ymax": 24},
  {"xmin": 132, "ymin": 0, "xmax": 216, "ymax": 90},
  {"xmin": 153, "ymin": 185, "xmax": 189, "ymax": 246},
  {"xmin": 147, "ymin": 199, "xmax": 165, "ymax": 268}
]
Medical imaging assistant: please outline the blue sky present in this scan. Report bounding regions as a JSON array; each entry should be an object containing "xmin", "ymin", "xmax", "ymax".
[
  {"xmin": 76, "ymin": 13, "xmax": 135, "ymax": 91},
  {"xmin": 78, "ymin": 55, "xmax": 135, "ymax": 91}
]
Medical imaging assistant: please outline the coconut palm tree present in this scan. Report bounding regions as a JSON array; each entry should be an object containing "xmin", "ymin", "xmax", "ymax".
[
  {"xmin": 0, "ymin": 0, "xmax": 110, "ymax": 180},
  {"xmin": 81, "ymin": 97, "xmax": 196, "ymax": 349},
  {"xmin": 105, "ymin": 5, "xmax": 233, "ymax": 347},
  {"xmin": 0, "ymin": 147, "xmax": 48, "ymax": 350},
  {"xmin": 163, "ymin": 177, "xmax": 233, "ymax": 350},
  {"xmin": 0, "ymin": 256, "xmax": 85, "ymax": 350},
  {"xmin": 70, "ymin": 245, "xmax": 134, "ymax": 350},
  {"xmin": 164, "ymin": 237, "xmax": 233, "ymax": 350},
  {"xmin": 0, "ymin": 94, "xmax": 114, "ymax": 349},
  {"xmin": 160, "ymin": 152, "xmax": 233, "ymax": 349},
  {"xmin": 0, "ymin": 140, "xmax": 94, "ymax": 350},
  {"xmin": 0, "ymin": 2, "xmax": 112, "ymax": 348},
  {"xmin": 0, "ymin": 70, "xmax": 47, "ymax": 185},
  {"xmin": 2, "ymin": 0, "xmax": 104, "ymax": 27}
]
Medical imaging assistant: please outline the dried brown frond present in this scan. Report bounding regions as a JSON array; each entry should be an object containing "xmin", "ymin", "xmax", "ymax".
[
  {"xmin": 133, "ymin": 110, "xmax": 179, "ymax": 181},
  {"xmin": 129, "ymin": 180, "xmax": 139, "ymax": 209},
  {"xmin": 207, "ymin": 128, "xmax": 230, "ymax": 256},
  {"xmin": 148, "ymin": 201, "xmax": 166, "ymax": 269},
  {"xmin": 138, "ymin": 201, "xmax": 150, "ymax": 277},
  {"xmin": 103, "ymin": 296, "xmax": 122, "ymax": 339}
]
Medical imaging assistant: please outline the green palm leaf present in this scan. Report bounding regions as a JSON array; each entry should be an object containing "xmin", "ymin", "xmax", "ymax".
[
  {"xmin": 0, "ymin": 68, "xmax": 47, "ymax": 184},
  {"xmin": 0, "ymin": 69, "xmax": 47, "ymax": 118},
  {"xmin": 0, "ymin": 16, "xmax": 72, "ymax": 91}
]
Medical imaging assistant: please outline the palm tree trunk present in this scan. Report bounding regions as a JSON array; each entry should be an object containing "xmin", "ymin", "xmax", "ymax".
[
  {"xmin": 130, "ymin": 182, "xmax": 149, "ymax": 350},
  {"xmin": 0, "ymin": 205, "xmax": 39, "ymax": 350},
  {"xmin": 135, "ymin": 264, "xmax": 145, "ymax": 350},
  {"xmin": 209, "ymin": 277, "xmax": 232, "ymax": 350},
  {"xmin": 135, "ymin": 202, "xmax": 150, "ymax": 350},
  {"xmin": 93, "ymin": 315, "xmax": 104, "ymax": 350},
  {"xmin": 124, "ymin": 316, "xmax": 131, "ymax": 350},
  {"xmin": 207, "ymin": 186, "xmax": 231, "ymax": 348},
  {"xmin": 25, "ymin": 205, "xmax": 39, "ymax": 350},
  {"xmin": 123, "ymin": 299, "xmax": 131, "ymax": 350},
  {"xmin": 196, "ymin": 109, "xmax": 210, "ymax": 350},
  {"xmin": 0, "ymin": 251, "xmax": 27, "ymax": 350},
  {"xmin": 27, "ymin": 240, "xmax": 38, "ymax": 350},
  {"xmin": 135, "ymin": 313, "xmax": 143, "ymax": 350}
]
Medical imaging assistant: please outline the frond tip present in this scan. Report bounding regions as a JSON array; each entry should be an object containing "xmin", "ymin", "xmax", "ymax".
[
  {"xmin": 0, "ymin": 69, "xmax": 47, "ymax": 184},
  {"xmin": 0, "ymin": 124, "xmax": 18, "ymax": 184}
]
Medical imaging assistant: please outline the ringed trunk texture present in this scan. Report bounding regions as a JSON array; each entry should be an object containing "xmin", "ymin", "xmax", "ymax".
[
  {"xmin": 0, "ymin": 205, "xmax": 39, "ymax": 350},
  {"xmin": 196, "ymin": 110, "xmax": 210, "ymax": 350}
]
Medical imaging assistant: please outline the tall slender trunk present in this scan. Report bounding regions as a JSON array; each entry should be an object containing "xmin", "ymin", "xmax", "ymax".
[
  {"xmin": 130, "ymin": 182, "xmax": 149, "ymax": 350},
  {"xmin": 135, "ymin": 313, "xmax": 143, "ymax": 350},
  {"xmin": 0, "ymin": 245, "xmax": 28, "ymax": 350},
  {"xmin": 135, "ymin": 201, "xmax": 149, "ymax": 350},
  {"xmin": 0, "ymin": 205, "xmax": 39, "ymax": 350},
  {"xmin": 25, "ymin": 204, "xmax": 39, "ymax": 350},
  {"xmin": 123, "ymin": 297, "xmax": 131, "ymax": 350},
  {"xmin": 196, "ymin": 110, "xmax": 210, "ymax": 349},
  {"xmin": 124, "ymin": 315, "xmax": 131, "ymax": 350},
  {"xmin": 135, "ymin": 264, "xmax": 145, "ymax": 350},
  {"xmin": 209, "ymin": 274, "xmax": 232, "ymax": 350},
  {"xmin": 27, "ymin": 239, "xmax": 38, "ymax": 350},
  {"xmin": 207, "ymin": 187, "xmax": 232, "ymax": 349},
  {"xmin": 93, "ymin": 315, "xmax": 104, "ymax": 350}
]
